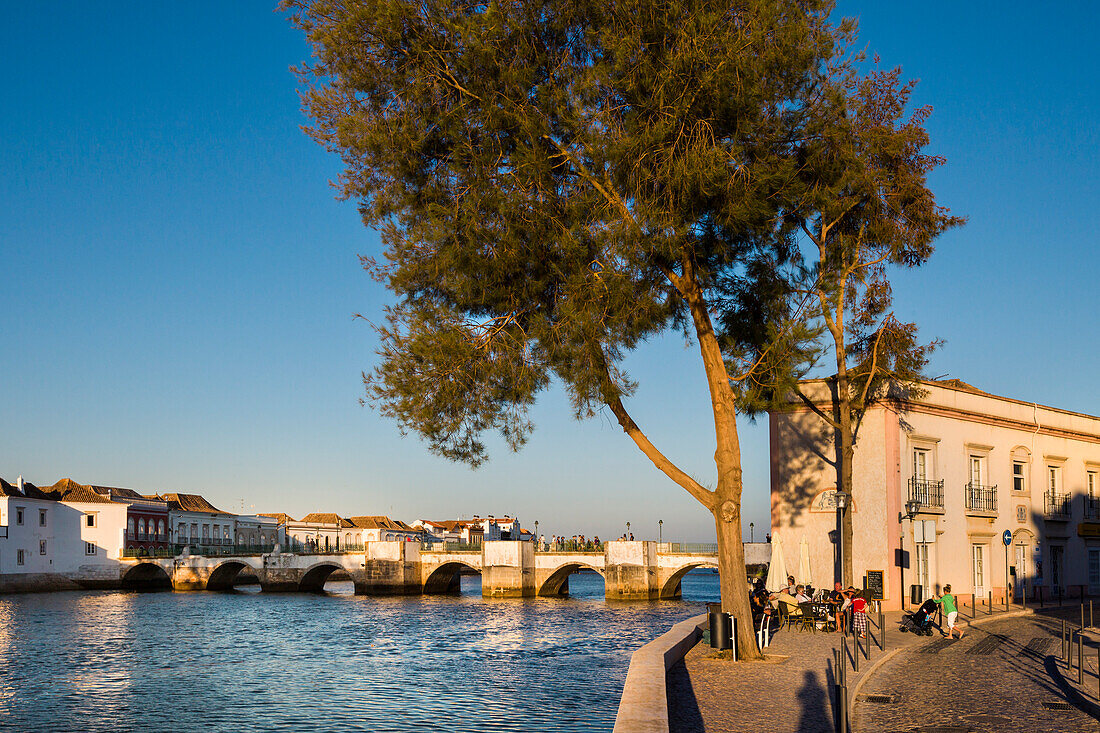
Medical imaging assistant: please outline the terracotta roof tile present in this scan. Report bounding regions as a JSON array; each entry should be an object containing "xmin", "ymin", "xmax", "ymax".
[
  {"xmin": 0, "ymin": 478, "xmax": 56, "ymax": 501},
  {"xmin": 347, "ymin": 515, "xmax": 408, "ymax": 530},
  {"xmin": 259, "ymin": 512, "xmax": 295, "ymax": 524},
  {"xmin": 47, "ymin": 479, "xmax": 115, "ymax": 504},
  {"xmin": 153, "ymin": 492, "xmax": 231, "ymax": 515},
  {"xmin": 299, "ymin": 512, "xmax": 354, "ymax": 527}
]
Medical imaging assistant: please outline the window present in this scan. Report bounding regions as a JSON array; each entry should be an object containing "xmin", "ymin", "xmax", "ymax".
[
  {"xmin": 39, "ymin": 540, "xmax": 47, "ymax": 555},
  {"xmin": 15, "ymin": 508, "xmax": 23, "ymax": 525},
  {"xmin": 1013, "ymin": 461, "xmax": 1027, "ymax": 491},
  {"xmin": 85, "ymin": 513, "xmax": 97, "ymax": 528},
  {"xmin": 1049, "ymin": 466, "xmax": 1062, "ymax": 493},
  {"xmin": 138, "ymin": 519, "xmax": 146, "ymax": 538},
  {"xmin": 85, "ymin": 542, "xmax": 97, "ymax": 556},
  {"xmin": 913, "ymin": 449, "xmax": 930, "ymax": 481},
  {"xmin": 16, "ymin": 549, "xmax": 25, "ymax": 565},
  {"xmin": 1090, "ymin": 471, "xmax": 1097, "ymax": 499},
  {"xmin": 128, "ymin": 517, "xmax": 135, "ymax": 536},
  {"xmin": 1017, "ymin": 506, "xmax": 1026, "ymax": 523},
  {"xmin": 157, "ymin": 520, "xmax": 165, "ymax": 537},
  {"xmin": 969, "ymin": 456, "xmax": 984, "ymax": 485},
  {"xmin": 39, "ymin": 509, "xmax": 47, "ymax": 527}
]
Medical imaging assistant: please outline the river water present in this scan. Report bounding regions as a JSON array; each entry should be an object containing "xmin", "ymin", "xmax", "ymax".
[{"xmin": 0, "ymin": 570, "xmax": 718, "ymax": 732}]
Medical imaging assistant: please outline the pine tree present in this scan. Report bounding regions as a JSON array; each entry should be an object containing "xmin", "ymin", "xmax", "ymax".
[{"xmin": 285, "ymin": 0, "xmax": 857, "ymax": 658}]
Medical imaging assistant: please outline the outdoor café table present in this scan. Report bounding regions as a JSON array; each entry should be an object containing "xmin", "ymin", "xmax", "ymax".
[{"xmin": 811, "ymin": 603, "xmax": 835, "ymax": 631}]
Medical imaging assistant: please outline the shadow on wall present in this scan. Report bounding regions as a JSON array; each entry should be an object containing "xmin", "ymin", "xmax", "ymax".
[
  {"xmin": 772, "ymin": 411, "xmax": 835, "ymax": 531},
  {"xmin": 1021, "ymin": 488, "xmax": 1100, "ymax": 602}
]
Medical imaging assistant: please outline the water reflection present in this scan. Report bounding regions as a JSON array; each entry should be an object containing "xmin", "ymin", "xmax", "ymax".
[{"xmin": 0, "ymin": 570, "xmax": 718, "ymax": 732}]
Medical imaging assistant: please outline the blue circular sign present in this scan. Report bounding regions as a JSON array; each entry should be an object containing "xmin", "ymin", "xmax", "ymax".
[{"xmin": 1002, "ymin": 529, "xmax": 1012, "ymax": 546}]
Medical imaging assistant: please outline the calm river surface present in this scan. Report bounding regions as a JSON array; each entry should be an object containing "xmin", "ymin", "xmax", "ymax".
[{"xmin": 0, "ymin": 570, "xmax": 718, "ymax": 732}]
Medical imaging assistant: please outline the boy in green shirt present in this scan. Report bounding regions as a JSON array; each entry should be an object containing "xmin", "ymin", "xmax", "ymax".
[{"xmin": 933, "ymin": 584, "xmax": 963, "ymax": 639}]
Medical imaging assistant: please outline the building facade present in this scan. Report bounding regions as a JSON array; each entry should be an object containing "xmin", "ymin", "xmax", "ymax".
[
  {"xmin": 770, "ymin": 379, "xmax": 1100, "ymax": 610},
  {"xmin": 92, "ymin": 486, "xmax": 170, "ymax": 555},
  {"xmin": 153, "ymin": 493, "xmax": 236, "ymax": 549}
]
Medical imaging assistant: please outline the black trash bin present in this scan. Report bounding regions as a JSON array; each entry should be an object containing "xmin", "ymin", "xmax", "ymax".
[
  {"xmin": 709, "ymin": 607, "xmax": 733, "ymax": 651},
  {"xmin": 911, "ymin": 584, "xmax": 923, "ymax": 605}
]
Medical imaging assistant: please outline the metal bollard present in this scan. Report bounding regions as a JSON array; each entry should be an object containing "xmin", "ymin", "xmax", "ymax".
[
  {"xmin": 1063, "ymin": 620, "xmax": 1068, "ymax": 661},
  {"xmin": 989, "ymin": 591, "xmax": 993, "ymax": 615},
  {"xmin": 880, "ymin": 610, "xmax": 886, "ymax": 651},
  {"xmin": 1092, "ymin": 599, "xmax": 1095, "ymax": 629},
  {"xmin": 853, "ymin": 633, "xmax": 860, "ymax": 673},
  {"xmin": 1079, "ymin": 629, "xmax": 1085, "ymax": 684},
  {"xmin": 1083, "ymin": 603, "xmax": 1086, "ymax": 631}
]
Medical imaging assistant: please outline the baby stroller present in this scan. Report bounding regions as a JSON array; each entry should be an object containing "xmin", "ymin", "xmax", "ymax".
[{"xmin": 899, "ymin": 598, "xmax": 938, "ymax": 636}]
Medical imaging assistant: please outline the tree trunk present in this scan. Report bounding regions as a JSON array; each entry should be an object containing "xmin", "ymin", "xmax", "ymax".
[
  {"xmin": 714, "ymin": 492, "xmax": 760, "ymax": 658},
  {"xmin": 838, "ymin": 395, "xmax": 854, "ymax": 587}
]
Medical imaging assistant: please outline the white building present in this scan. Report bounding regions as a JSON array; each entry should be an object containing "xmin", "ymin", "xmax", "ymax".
[
  {"xmin": 235, "ymin": 514, "xmax": 282, "ymax": 550},
  {"xmin": 347, "ymin": 516, "xmax": 422, "ymax": 544},
  {"xmin": 0, "ymin": 477, "xmax": 127, "ymax": 592},
  {"xmin": 152, "ymin": 492, "xmax": 236, "ymax": 549},
  {"xmin": 285, "ymin": 513, "xmax": 354, "ymax": 552},
  {"xmin": 770, "ymin": 379, "xmax": 1100, "ymax": 610}
]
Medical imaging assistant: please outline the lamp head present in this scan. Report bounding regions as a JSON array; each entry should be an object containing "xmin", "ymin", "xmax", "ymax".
[{"xmin": 834, "ymin": 491, "xmax": 850, "ymax": 510}]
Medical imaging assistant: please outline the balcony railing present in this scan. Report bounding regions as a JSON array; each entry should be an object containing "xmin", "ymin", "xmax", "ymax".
[
  {"xmin": 422, "ymin": 542, "xmax": 483, "ymax": 553},
  {"xmin": 908, "ymin": 478, "xmax": 945, "ymax": 509},
  {"xmin": 125, "ymin": 532, "xmax": 169, "ymax": 542},
  {"xmin": 1045, "ymin": 491, "xmax": 1072, "ymax": 520},
  {"xmin": 1085, "ymin": 496, "xmax": 1100, "ymax": 520},
  {"xmin": 964, "ymin": 483, "xmax": 998, "ymax": 513}
]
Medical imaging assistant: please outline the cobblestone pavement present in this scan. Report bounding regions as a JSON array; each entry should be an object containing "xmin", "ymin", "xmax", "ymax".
[
  {"xmin": 853, "ymin": 613, "xmax": 1100, "ymax": 733},
  {"xmin": 668, "ymin": 610, "xmax": 926, "ymax": 733}
]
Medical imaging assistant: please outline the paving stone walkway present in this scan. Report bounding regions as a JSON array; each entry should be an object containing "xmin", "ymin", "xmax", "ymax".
[
  {"xmin": 666, "ymin": 604, "xmax": 1054, "ymax": 733},
  {"xmin": 853, "ymin": 612, "xmax": 1100, "ymax": 732},
  {"xmin": 667, "ymin": 609, "xmax": 927, "ymax": 733}
]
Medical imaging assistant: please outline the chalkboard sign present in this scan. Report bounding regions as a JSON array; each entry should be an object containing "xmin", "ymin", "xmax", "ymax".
[{"xmin": 865, "ymin": 570, "xmax": 885, "ymax": 601}]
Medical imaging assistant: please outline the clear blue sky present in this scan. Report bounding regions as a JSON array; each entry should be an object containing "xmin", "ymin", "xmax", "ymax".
[{"xmin": 1, "ymin": 2, "xmax": 1096, "ymax": 542}]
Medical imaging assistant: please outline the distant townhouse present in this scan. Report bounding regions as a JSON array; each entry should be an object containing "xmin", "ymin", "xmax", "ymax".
[
  {"xmin": 0, "ymin": 477, "xmax": 127, "ymax": 592},
  {"xmin": 347, "ymin": 516, "xmax": 422, "ymax": 543},
  {"xmin": 90, "ymin": 485, "xmax": 170, "ymax": 555},
  {"xmin": 151, "ymin": 492, "xmax": 236, "ymax": 549},
  {"xmin": 285, "ymin": 513, "xmax": 354, "ymax": 552},
  {"xmin": 47, "ymin": 479, "xmax": 128, "ymax": 586},
  {"xmin": 413, "ymin": 515, "xmax": 523, "ymax": 546},
  {"xmin": 235, "ymin": 514, "xmax": 282, "ymax": 550},
  {"xmin": 0, "ymin": 478, "xmax": 60, "ymax": 591}
]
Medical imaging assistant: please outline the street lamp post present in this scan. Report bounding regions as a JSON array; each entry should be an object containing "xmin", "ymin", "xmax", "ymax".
[
  {"xmin": 834, "ymin": 491, "xmax": 850, "ymax": 588},
  {"xmin": 750, "ymin": 522, "xmax": 754, "ymax": 543},
  {"xmin": 659, "ymin": 519, "xmax": 663, "ymax": 545},
  {"xmin": 534, "ymin": 520, "xmax": 539, "ymax": 550},
  {"xmin": 899, "ymin": 499, "xmax": 920, "ymax": 610},
  {"xmin": 626, "ymin": 521, "xmax": 631, "ymax": 540}
]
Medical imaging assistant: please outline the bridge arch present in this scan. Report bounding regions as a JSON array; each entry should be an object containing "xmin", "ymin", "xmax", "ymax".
[
  {"xmin": 205, "ymin": 560, "xmax": 256, "ymax": 591},
  {"xmin": 660, "ymin": 561, "xmax": 718, "ymax": 599},
  {"xmin": 538, "ymin": 562, "xmax": 604, "ymax": 597},
  {"xmin": 121, "ymin": 562, "xmax": 172, "ymax": 591},
  {"xmin": 423, "ymin": 560, "xmax": 480, "ymax": 594},
  {"xmin": 299, "ymin": 561, "xmax": 346, "ymax": 593}
]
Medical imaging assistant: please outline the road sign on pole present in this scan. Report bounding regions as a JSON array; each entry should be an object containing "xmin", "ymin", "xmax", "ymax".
[
  {"xmin": 1002, "ymin": 529, "xmax": 1012, "ymax": 547},
  {"xmin": 1003, "ymin": 530, "xmax": 1012, "ymax": 608}
]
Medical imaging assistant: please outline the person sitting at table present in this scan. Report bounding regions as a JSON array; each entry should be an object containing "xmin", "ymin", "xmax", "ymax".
[
  {"xmin": 795, "ymin": 585, "xmax": 812, "ymax": 604},
  {"xmin": 783, "ymin": 575, "xmax": 797, "ymax": 595},
  {"xmin": 750, "ymin": 578, "xmax": 777, "ymax": 620}
]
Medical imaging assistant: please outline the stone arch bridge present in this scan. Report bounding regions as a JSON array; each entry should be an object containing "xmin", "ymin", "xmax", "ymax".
[{"xmin": 119, "ymin": 541, "xmax": 717, "ymax": 599}]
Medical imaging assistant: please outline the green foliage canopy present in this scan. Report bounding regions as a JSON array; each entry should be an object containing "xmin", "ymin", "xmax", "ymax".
[{"xmin": 286, "ymin": 0, "xmax": 849, "ymax": 469}]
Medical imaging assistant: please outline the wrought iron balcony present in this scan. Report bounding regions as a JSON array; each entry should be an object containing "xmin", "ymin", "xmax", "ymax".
[
  {"xmin": 964, "ymin": 483, "xmax": 998, "ymax": 514},
  {"xmin": 908, "ymin": 478, "xmax": 945, "ymax": 510},
  {"xmin": 1044, "ymin": 491, "xmax": 1072, "ymax": 520},
  {"xmin": 1085, "ymin": 497, "xmax": 1100, "ymax": 520}
]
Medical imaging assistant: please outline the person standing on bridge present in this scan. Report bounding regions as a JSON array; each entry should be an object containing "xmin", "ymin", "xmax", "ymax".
[{"xmin": 934, "ymin": 584, "xmax": 963, "ymax": 639}]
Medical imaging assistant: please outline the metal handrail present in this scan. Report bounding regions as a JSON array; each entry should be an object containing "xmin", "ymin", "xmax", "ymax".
[
  {"xmin": 964, "ymin": 482, "xmax": 998, "ymax": 512},
  {"xmin": 908, "ymin": 478, "xmax": 945, "ymax": 508}
]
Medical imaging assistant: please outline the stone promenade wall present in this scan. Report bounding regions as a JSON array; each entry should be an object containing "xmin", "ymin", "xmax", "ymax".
[{"xmin": 613, "ymin": 613, "xmax": 707, "ymax": 733}]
